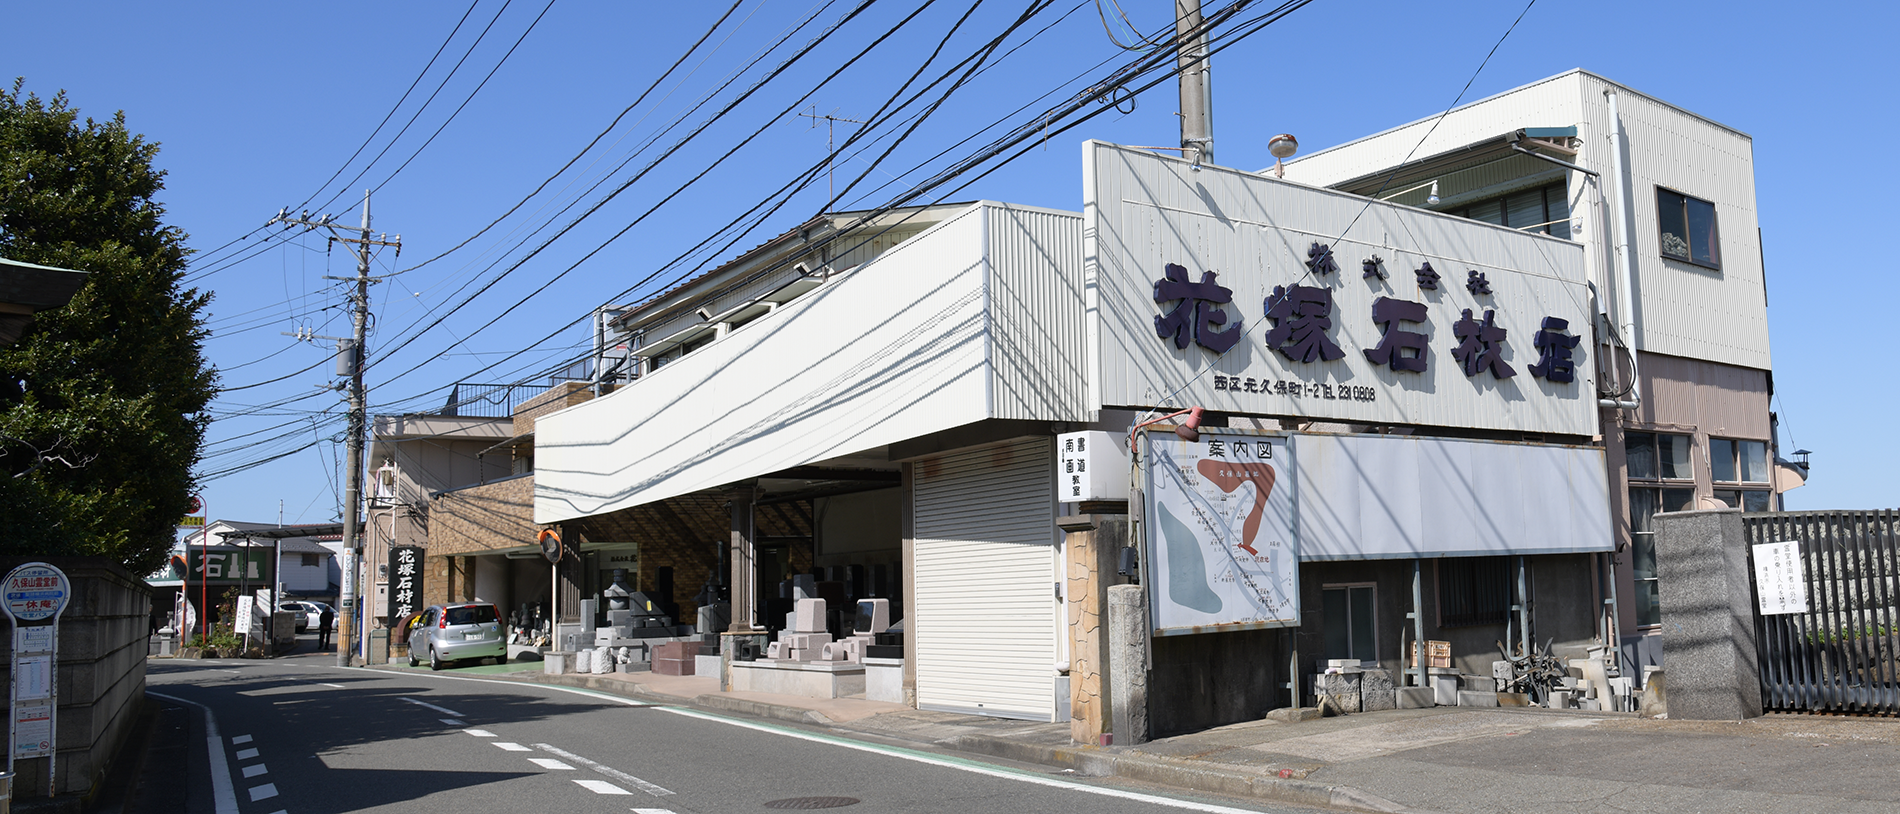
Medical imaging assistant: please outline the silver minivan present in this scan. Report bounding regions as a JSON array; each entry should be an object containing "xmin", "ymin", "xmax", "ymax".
[{"xmin": 407, "ymin": 603, "xmax": 505, "ymax": 670}]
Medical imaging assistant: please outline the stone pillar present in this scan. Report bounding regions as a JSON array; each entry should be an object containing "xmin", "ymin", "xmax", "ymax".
[
  {"xmin": 1653, "ymin": 508, "xmax": 1762, "ymax": 720},
  {"xmin": 1061, "ymin": 513, "xmax": 1126, "ymax": 745},
  {"xmin": 728, "ymin": 483, "xmax": 761, "ymax": 632},
  {"xmin": 1107, "ymin": 583, "xmax": 1150, "ymax": 743}
]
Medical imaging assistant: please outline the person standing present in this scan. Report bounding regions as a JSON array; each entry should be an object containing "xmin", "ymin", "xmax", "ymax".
[{"xmin": 318, "ymin": 604, "xmax": 336, "ymax": 650}]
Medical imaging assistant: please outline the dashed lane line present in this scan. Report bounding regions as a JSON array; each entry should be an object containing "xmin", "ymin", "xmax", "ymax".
[
  {"xmin": 494, "ymin": 743, "xmax": 532, "ymax": 752},
  {"xmin": 242, "ymin": 764, "xmax": 268, "ymax": 778},
  {"xmin": 440, "ymin": 718, "xmax": 465, "ymax": 726},
  {"xmin": 572, "ymin": 779, "xmax": 631, "ymax": 795},
  {"xmin": 528, "ymin": 758, "xmax": 576, "ymax": 770},
  {"xmin": 464, "ymin": 729, "xmax": 497, "ymax": 738},
  {"xmin": 248, "ymin": 783, "xmax": 279, "ymax": 802},
  {"xmin": 235, "ymin": 748, "xmax": 259, "ymax": 760},
  {"xmin": 231, "ymin": 735, "xmax": 252, "ymax": 745},
  {"xmin": 532, "ymin": 744, "xmax": 674, "ymax": 797},
  {"xmin": 399, "ymin": 697, "xmax": 464, "ymax": 717}
]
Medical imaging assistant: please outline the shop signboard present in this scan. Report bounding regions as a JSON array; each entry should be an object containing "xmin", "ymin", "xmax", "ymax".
[
  {"xmin": 4, "ymin": 562, "xmax": 70, "ymax": 772},
  {"xmin": 1085, "ymin": 141, "xmax": 1594, "ymax": 437},
  {"xmin": 159, "ymin": 546, "xmax": 277, "ymax": 584},
  {"xmin": 1056, "ymin": 430, "xmax": 1127, "ymax": 503},
  {"xmin": 388, "ymin": 546, "xmax": 423, "ymax": 629},
  {"xmin": 1142, "ymin": 428, "xmax": 1298, "ymax": 635}
]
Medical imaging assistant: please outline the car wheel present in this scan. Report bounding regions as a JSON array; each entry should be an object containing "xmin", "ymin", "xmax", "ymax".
[
  {"xmin": 408, "ymin": 648, "xmax": 419, "ymax": 668},
  {"xmin": 429, "ymin": 647, "xmax": 444, "ymax": 671}
]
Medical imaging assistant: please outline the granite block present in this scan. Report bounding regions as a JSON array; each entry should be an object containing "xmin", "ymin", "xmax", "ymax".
[
  {"xmin": 1396, "ymin": 687, "xmax": 1435, "ymax": 708},
  {"xmin": 653, "ymin": 657, "xmax": 694, "ymax": 676},
  {"xmin": 1315, "ymin": 672, "xmax": 1362, "ymax": 714},
  {"xmin": 1457, "ymin": 689, "xmax": 1498, "ymax": 707},
  {"xmin": 1360, "ymin": 669, "xmax": 1396, "ymax": 711}
]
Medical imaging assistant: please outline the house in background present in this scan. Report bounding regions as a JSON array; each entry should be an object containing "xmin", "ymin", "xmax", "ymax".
[
  {"xmin": 153, "ymin": 520, "xmax": 341, "ymax": 624},
  {"xmin": 0, "ymin": 256, "xmax": 87, "ymax": 346}
]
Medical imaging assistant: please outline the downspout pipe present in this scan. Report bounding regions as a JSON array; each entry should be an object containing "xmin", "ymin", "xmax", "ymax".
[{"xmin": 1600, "ymin": 89, "xmax": 1642, "ymax": 410}]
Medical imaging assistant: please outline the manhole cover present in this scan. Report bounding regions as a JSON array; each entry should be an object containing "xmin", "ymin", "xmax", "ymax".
[{"xmin": 762, "ymin": 797, "xmax": 861, "ymax": 810}]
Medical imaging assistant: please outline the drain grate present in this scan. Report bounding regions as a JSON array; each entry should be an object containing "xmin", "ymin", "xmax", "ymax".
[{"xmin": 762, "ymin": 797, "xmax": 861, "ymax": 810}]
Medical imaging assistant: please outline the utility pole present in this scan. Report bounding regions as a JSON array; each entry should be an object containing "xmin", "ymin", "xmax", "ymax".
[
  {"xmin": 1175, "ymin": 0, "xmax": 1214, "ymax": 166},
  {"xmin": 797, "ymin": 106, "xmax": 863, "ymax": 205},
  {"xmin": 270, "ymin": 191, "xmax": 400, "ymax": 668}
]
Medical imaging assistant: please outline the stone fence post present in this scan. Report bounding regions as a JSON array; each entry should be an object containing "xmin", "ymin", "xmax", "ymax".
[{"xmin": 1652, "ymin": 508, "xmax": 1762, "ymax": 720}]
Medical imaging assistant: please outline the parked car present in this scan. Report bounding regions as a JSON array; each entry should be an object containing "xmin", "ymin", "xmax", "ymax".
[
  {"xmin": 277, "ymin": 601, "xmax": 317, "ymax": 633},
  {"xmin": 407, "ymin": 603, "xmax": 505, "ymax": 670}
]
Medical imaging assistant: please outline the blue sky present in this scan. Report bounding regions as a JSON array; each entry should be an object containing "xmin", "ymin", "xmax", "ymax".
[{"xmin": 7, "ymin": 0, "xmax": 1892, "ymax": 526}]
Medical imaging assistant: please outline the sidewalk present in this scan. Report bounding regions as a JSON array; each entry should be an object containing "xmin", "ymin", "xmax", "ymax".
[{"xmin": 417, "ymin": 661, "xmax": 1900, "ymax": 814}]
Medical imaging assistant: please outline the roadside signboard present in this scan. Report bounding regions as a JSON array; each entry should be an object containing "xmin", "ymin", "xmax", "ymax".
[
  {"xmin": 3, "ymin": 562, "xmax": 70, "ymax": 774},
  {"xmin": 1142, "ymin": 428, "xmax": 1299, "ymax": 635},
  {"xmin": 387, "ymin": 546, "xmax": 423, "ymax": 630}
]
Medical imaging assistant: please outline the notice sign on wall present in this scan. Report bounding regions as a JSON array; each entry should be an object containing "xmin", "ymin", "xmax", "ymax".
[
  {"xmin": 1143, "ymin": 428, "xmax": 1298, "ymax": 635},
  {"xmin": 1753, "ymin": 540, "xmax": 1809, "ymax": 615}
]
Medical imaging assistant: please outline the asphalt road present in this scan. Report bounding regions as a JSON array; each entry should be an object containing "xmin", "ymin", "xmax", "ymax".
[{"xmin": 146, "ymin": 650, "xmax": 1304, "ymax": 814}]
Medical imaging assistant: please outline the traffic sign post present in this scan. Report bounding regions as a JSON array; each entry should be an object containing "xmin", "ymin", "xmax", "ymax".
[{"xmin": 3, "ymin": 562, "xmax": 71, "ymax": 798}]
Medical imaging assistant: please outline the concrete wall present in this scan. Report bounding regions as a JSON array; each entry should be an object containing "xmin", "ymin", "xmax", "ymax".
[
  {"xmin": 0, "ymin": 556, "xmax": 149, "ymax": 800},
  {"xmin": 1148, "ymin": 628, "xmax": 1283, "ymax": 738}
]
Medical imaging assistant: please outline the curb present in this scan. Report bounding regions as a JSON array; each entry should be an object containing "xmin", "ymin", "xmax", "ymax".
[
  {"xmin": 461, "ymin": 666, "xmax": 1433, "ymax": 814},
  {"xmin": 941, "ymin": 731, "xmax": 1437, "ymax": 814}
]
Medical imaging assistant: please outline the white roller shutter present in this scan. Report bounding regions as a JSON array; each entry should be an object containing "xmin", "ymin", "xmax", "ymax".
[{"xmin": 912, "ymin": 437, "xmax": 1058, "ymax": 721}]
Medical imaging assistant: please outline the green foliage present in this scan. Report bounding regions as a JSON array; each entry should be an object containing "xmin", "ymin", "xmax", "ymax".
[{"xmin": 0, "ymin": 78, "xmax": 216, "ymax": 574}]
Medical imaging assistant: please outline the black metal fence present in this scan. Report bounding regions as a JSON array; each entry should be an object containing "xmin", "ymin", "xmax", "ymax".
[
  {"xmin": 436, "ymin": 382, "xmax": 552, "ymax": 418},
  {"xmin": 1744, "ymin": 510, "xmax": 1900, "ymax": 715}
]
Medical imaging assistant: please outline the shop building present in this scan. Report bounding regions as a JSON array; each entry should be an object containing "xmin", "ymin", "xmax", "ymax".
[{"xmin": 506, "ymin": 69, "xmax": 1781, "ymax": 738}]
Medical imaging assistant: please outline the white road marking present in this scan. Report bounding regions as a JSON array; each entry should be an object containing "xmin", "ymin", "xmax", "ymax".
[
  {"xmin": 231, "ymin": 735, "xmax": 252, "ymax": 745},
  {"xmin": 235, "ymin": 748, "xmax": 259, "ymax": 760},
  {"xmin": 494, "ymin": 743, "xmax": 532, "ymax": 752},
  {"xmin": 399, "ymin": 697, "xmax": 464, "ymax": 716},
  {"xmin": 242, "ymin": 764, "xmax": 268, "ymax": 778},
  {"xmin": 320, "ymin": 683, "xmax": 345, "ymax": 688},
  {"xmin": 379, "ymin": 668, "xmax": 1264, "ymax": 812},
  {"xmin": 657, "ymin": 707, "xmax": 1272, "ymax": 814},
  {"xmin": 573, "ymin": 779, "xmax": 630, "ymax": 795},
  {"xmin": 632, "ymin": 809, "xmax": 674, "ymax": 814},
  {"xmin": 148, "ymin": 692, "xmax": 239, "ymax": 814},
  {"xmin": 533, "ymin": 744, "xmax": 673, "ymax": 797},
  {"xmin": 439, "ymin": 718, "xmax": 465, "ymax": 726},
  {"xmin": 464, "ymin": 729, "xmax": 497, "ymax": 738},
  {"xmin": 248, "ymin": 783, "xmax": 279, "ymax": 801},
  {"xmin": 528, "ymin": 758, "xmax": 575, "ymax": 770}
]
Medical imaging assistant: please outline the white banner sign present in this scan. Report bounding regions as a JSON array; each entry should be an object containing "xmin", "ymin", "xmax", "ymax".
[
  {"xmin": 1086, "ymin": 141, "xmax": 1594, "ymax": 436},
  {"xmin": 1056, "ymin": 430, "xmax": 1127, "ymax": 503},
  {"xmin": 1143, "ymin": 428, "xmax": 1298, "ymax": 635},
  {"xmin": 1753, "ymin": 540, "xmax": 1808, "ymax": 615}
]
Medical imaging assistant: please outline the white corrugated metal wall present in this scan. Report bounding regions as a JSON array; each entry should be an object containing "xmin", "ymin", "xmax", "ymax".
[{"xmin": 912, "ymin": 437, "xmax": 1059, "ymax": 721}]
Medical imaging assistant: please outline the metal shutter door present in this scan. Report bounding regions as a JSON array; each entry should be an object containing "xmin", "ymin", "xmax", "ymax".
[{"xmin": 912, "ymin": 437, "xmax": 1057, "ymax": 721}]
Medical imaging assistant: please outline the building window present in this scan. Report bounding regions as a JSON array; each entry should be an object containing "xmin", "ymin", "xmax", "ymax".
[
  {"xmin": 301, "ymin": 553, "xmax": 320, "ymax": 568},
  {"xmin": 1446, "ymin": 182, "xmax": 1570, "ymax": 239},
  {"xmin": 1322, "ymin": 585, "xmax": 1377, "ymax": 664},
  {"xmin": 1438, "ymin": 557, "xmax": 1512, "ymax": 627},
  {"xmin": 1710, "ymin": 437, "xmax": 1771, "ymax": 511},
  {"xmin": 1657, "ymin": 188, "xmax": 1720, "ymax": 269},
  {"xmin": 1626, "ymin": 431, "xmax": 1695, "ymax": 627}
]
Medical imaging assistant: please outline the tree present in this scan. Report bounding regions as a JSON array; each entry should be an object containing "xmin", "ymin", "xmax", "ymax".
[{"xmin": 0, "ymin": 79, "xmax": 216, "ymax": 575}]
